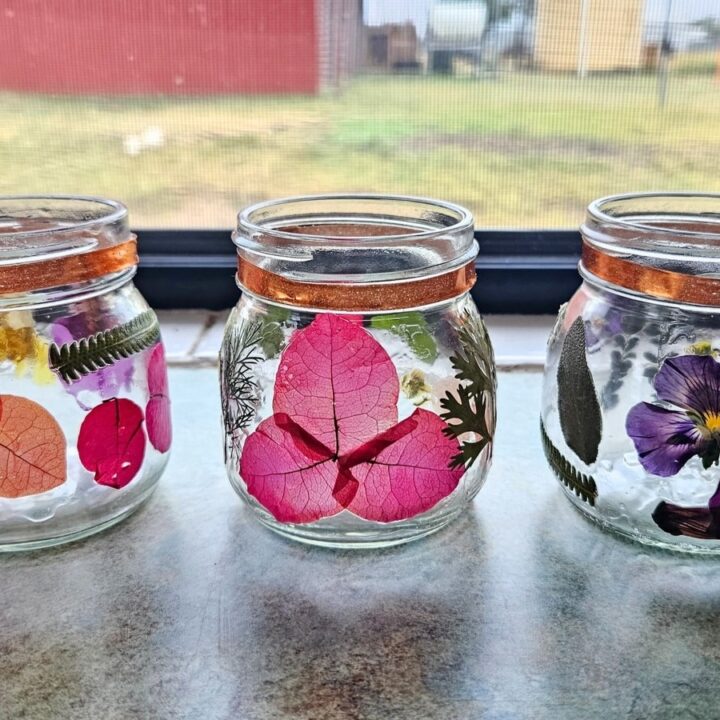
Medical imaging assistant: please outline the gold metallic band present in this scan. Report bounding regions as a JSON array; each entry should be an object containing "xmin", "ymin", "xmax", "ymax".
[
  {"xmin": 0, "ymin": 237, "xmax": 138, "ymax": 295},
  {"xmin": 582, "ymin": 241, "xmax": 720, "ymax": 307},
  {"xmin": 237, "ymin": 258, "xmax": 477, "ymax": 311}
]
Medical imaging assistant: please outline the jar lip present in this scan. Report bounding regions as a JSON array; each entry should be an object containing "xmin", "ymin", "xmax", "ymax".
[
  {"xmin": 236, "ymin": 193, "xmax": 474, "ymax": 248},
  {"xmin": 0, "ymin": 195, "xmax": 130, "ymax": 265},
  {"xmin": 588, "ymin": 191, "xmax": 720, "ymax": 231},
  {"xmin": 0, "ymin": 196, "xmax": 137, "ymax": 296},
  {"xmin": 585, "ymin": 191, "xmax": 720, "ymax": 259}
]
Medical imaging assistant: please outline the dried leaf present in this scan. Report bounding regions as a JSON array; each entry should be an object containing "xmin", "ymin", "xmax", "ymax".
[
  {"xmin": 146, "ymin": 344, "xmax": 171, "ymax": 453},
  {"xmin": 541, "ymin": 420, "xmax": 597, "ymax": 506},
  {"xmin": 49, "ymin": 311, "xmax": 160, "ymax": 384},
  {"xmin": 439, "ymin": 310, "xmax": 495, "ymax": 468},
  {"xmin": 220, "ymin": 321, "xmax": 264, "ymax": 461},
  {"xmin": 370, "ymin": 312, "xmax": 438, "ymax": 362},
  {"xmin": 78, "ymin": 398, "xmax": 146, "ymax": 489},
  {"xmin": 557, "ymin": 317, "xmax": 602, "ymax": 465},
  {"xmin": 0, "ymin": 395, "xmax": 66, "ymax": 498},
  {"xmin": 52, "ymin": 321, "xmax": 135, "ymax": 406}
]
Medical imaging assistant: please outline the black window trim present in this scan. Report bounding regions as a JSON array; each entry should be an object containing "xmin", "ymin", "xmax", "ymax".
[{"xmin": 135, "ymin": 229, "xmax": 581, "ymax": 314}]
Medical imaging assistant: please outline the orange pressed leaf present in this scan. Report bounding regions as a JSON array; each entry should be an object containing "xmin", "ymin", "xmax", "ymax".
[{"xmin": 0, "ymin": 395, "xmax": 67, "ymax": 498}]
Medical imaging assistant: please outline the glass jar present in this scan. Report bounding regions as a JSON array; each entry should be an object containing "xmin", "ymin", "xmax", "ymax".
[
  {"xmin": 542, "ymin": 192, "xmax": 720, "ymax": 553},
  {"xmin": 221, "ymin": 195, "xmax": 496, "ymax": 548},
  {"xmin": 0, "ymin": 196, "xmax": 172, "ymax": 550}
]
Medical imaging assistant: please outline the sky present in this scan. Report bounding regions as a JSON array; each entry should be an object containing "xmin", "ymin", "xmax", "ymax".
[{"xmin": 365, "ymin": 0, "xmax": 720, "ymax": 35}]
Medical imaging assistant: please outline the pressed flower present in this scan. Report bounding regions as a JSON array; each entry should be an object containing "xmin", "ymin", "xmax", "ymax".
[
  {"xmin": 240, "ymin": 315, "xmax": 463, "ymax": 524},
  {"xmin": 686, "ymin": 340, "xmax": 720, "ymax": 358},
  {"xmin": 626, "ymin": 354, "xmax": 720, "ymax": 477},
  {"xmin": 401, "ymin": 369, "xmax": 432, "ymax": 406},
  {"xmin": 626, "ymin": 354, "xmax": 720, "ymax": 539}
]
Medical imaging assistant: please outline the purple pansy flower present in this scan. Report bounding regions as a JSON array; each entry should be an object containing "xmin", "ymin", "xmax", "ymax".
[
  {"xmin": 627, "ymin": 354, "xmax": 720, "ymax": 539},
  {"xmin": 626, "ymin": 355, "xmax": 720, "ymax": 477}
]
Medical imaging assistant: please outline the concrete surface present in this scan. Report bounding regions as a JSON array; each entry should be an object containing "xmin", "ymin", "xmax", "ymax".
[{"xmin": 2, "ymin": 369, "xmax": 720, "ymax": 720}]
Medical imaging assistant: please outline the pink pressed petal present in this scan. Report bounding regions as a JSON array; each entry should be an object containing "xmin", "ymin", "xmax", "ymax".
[
  {"xmin": 273, "ymin": 314, "xmax": 398, "ymax": 455},
  {"xmin": 147, "ymin": 343, "xmax": 169, "ymax": 396},
  {"xmin": 146, "ymin": 344, "xmax": 172, "ymax": 453},
  {"xmin": 78, "ymin": 399, "xmax": 146, "ymax": 489},
  {"xmin": 240, "ymin": 415, "xmax": 343, "ymax": 524},
  {"xmin": 146, "ymin": 395, "xmax": 172, "ymax": 454},
  {"xmin": 345, "ymin": 409, "xmax": 463, "ymax": 522}
]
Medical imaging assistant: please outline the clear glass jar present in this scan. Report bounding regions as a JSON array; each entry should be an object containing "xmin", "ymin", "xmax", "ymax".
[
  {"xmin": 542, "ymin": 193, "xmax": 720, "ymax": 553},
  {"xmin": 221, "ymin": 195, "xmax": 496, "ymax": 548},
  {"xmin": 0, "ymin": 196, "xmax": 171, "ymax": 550}
]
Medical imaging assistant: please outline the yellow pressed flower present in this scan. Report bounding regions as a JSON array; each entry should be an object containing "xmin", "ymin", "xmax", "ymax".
[
  {"xmin": 0, "ymin": 313, "xmax": 54, "ymax": 384},
  {"xmin": 401, "ymin": 369, "xmax": 432, "ymax": 406},
  {"xmin": 687, "ymin": 340, "xmax": 720, "ymax": 359}
]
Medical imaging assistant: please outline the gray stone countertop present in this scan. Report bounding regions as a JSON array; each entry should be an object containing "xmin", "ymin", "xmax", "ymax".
[{"xmin": 3, "ymin": 368, "xmax": 720, "ymax": 720}]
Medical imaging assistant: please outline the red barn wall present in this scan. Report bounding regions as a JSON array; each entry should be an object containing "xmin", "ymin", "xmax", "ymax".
[{"xmin": 0, "ymin": 0, "xmax": 319, "ymax": 95}]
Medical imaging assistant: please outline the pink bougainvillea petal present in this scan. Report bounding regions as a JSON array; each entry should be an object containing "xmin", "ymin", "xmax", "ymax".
[
  {"xmin": 147, "ymin": 343, "xmax": 169, "ymax": 397},
  {"xmin": 146, "ymin": 344, "xmax": 172, "ymax": 453},
  {"xmin": 78, "ymin": 398, "xmax": 146, "ymax": 489},
  {"xmin": 240, "ymin": 414, "xmax": 343, "ymax": 524},
  {"xmin": 240, "ymin": 313, "xmax": 465, "ymax": 523},
  {"xmin": 273, "ymin": 314, "xmax": 398, "ymax": 455},
  {"xmin": 339, "ymin": 414, "xmax": 419, "ymax": 469},
  {"xmin": 146, "ymin": 396, "xmax": 172, "ymax": 454},
  {"xmin": 344, "ymin": 409, "xmax": 463, "ymax": 522}
]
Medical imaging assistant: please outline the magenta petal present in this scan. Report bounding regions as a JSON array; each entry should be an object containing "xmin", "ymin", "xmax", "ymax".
[
  {"xmin": 340, "ymin": 414, "xmax": 419, "ymax": 469},
  {"xmin": 146, "ymin": 344, "xmax": 172, "ymax": 453},
  {"xmin": 147, "ymin": 343, "xmax": 169, "ymax": 396},
  {"xmin": 273, "ymin": 314, "xmax": 399, "ymax": 456},
  {"xmin": 78, "ymin": 399, "xmax": 146, "ymax": 489},
  {"xmin": 240, "ymin": 415, "xmax": 342, "ymax": 524},
  {"xmin": 146, "ymin": 395, "xmax": 172, "ymax": 454},
  {"xmin": 346, "ymin": 409, "xmax": 463, "ymax": 522},
  {"xmin": 654, "ymin": 355, "xmax": 720, "ymax": 416},
  {"xmin": 626, "ymin": 402, "xmax": 706, "ymax": 477}
]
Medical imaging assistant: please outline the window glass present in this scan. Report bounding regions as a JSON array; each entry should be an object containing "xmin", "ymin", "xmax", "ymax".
[{"xmin": 1, "ymin": 0, "xmax": 718, "ymax": 228}]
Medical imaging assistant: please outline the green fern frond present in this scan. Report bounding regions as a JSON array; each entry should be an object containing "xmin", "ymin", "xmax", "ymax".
[
  {"xmin": 540, "ymin": 420, "xmax": 598, "ymax": 506},
  {"xmin": 439, "ymin": 308, "xmax": 495, "ymax": 469},
  {"xmin": 220, "ymin": 321, "xmax": 264, "ymax": 461},
  {"xmin": 49, "ymin": 311, "xmax": 161, "ymax": 383}
]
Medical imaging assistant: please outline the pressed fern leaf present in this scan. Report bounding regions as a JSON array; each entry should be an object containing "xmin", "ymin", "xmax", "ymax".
[
  {"xmin": 439, "ymin": 310, "xmax": 495, "ymax": 469},
  {"xmin": 540, "ymin": 420, "xmax": 598, "ymax": 506},
  {"xmin": 220, "ymin": 321, "xmax": 264, "ymax": 461},
  {"xmin": 49, "ymin": 311, "xmax": 161, "ymax": 383}
]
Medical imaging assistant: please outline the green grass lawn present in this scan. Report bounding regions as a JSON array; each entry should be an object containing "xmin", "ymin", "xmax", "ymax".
[{"xmin": 2, "ymin": 70, "xmax": 719, "ymax": 228}]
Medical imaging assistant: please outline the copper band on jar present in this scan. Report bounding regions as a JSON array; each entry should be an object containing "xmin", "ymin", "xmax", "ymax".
[
  {"xmin": 0, "ymin": 237, "xmax": 138, "ymax": 295},
  {"xmin": 581, "ymin": 241, "xmax": 720, "ymax": 307},
  {"xmin": 237, "ymin": 258, "xmax": 477, "ymax": 311}
]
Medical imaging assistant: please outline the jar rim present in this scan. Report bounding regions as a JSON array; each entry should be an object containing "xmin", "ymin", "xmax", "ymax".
[
  {"xmin": 233, "ymin": 194, "xmax": 478, "ymax": 311},
  {"xmin": 0, "ymin": 195, "xmax": 137, "ymax": 297},
  {"xmin": 0, "ymin": 195, "xmax": 130, "ymax": 264},
  {"xmin": 584, "ymin": 191, "xmax": 720, "ymax": 260},
  {"xmin": 581, "ymin": 192, "xmax": 720, "ymax": 308},
  {"xmin": 236, "ymin": 193, "xmax": 474, "ymax": 249}
]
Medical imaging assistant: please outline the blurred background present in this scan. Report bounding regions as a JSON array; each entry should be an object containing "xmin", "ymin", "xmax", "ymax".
[{"xmin": 0, "ymin": 0, "xmax": 718, "ymax": 228}]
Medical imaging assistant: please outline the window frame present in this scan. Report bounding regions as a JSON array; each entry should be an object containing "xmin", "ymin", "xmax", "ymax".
[{"xmin": 135, "ymin": 229, "xmax": 581, "ymax": 313}]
